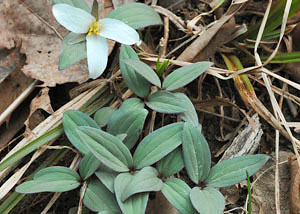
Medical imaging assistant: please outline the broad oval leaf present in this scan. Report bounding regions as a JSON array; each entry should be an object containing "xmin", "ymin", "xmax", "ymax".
[
  {"xmin": 59, "ymin": 32, "xmax": 87, "ymax": 70},
  {"xmin": 146, "ymin": 91, "xmax": 187, "ymax": 114},
  {"xmin": 34, "ymin": 166, "xmax": 81, "ymax": 181},
  {"xmin": 16, "ymin": 180, "xmax": 80, "ymax": 193},
  {"xmin": 118, "ymin": 98, "xmax": 144, "ymax": 111},
  {"xmin": 121, "ymin": 59, "xmax": 161, "ymax": 88},
  {"xmin": 79, "ymin": 152, "xmax": 101, "ymax": 180},
  {"xmin": 77, "ymin": 126, "xmax": 133, "ymax": 172},
  {"xmin": 94, "ymin": 107, "xmax": 117, "ymax": 127},
  {"xmin": 106, "ymin": 3, "xmax": 163, "ymax": 29},
  {"xmin": 133, "ymin": 122, "xmax": 184, "ymax": 169},
  {"xmin": 174, "ymin": 93, "xmax": 199, "ymax": 126},
  {"xmin": 63, "ymin": 110, "xmax": 99, "ymax": 154},
  {"xmin": 120, "ymin": 45, "xmax": 150, "ymax": 97},
  {"xmin": 16, "ymin": 166, "xmax": 81, "ymax": 193},
  {"xmin": 190, "ymin": 187, "xmax": 225, "ymax": 214},
  {"xmin": 53, "ymin": 0, "xmax": 90, "ymax": 12},
  {"xmin": 95, "ymin": 164, "xmax": 118, "ymax": 193},
  {"xmin": 161, "ymin": 178, "xmax": 196, "ymax": 214},
  {"xmin": 114, "ymin": 173, "xmax": 149, "ymax": 214},
  {"xmin": 156, "ymin": 147, "xmax": 184, "ymax": 177},
  {"xmin": 163, "ymin": 61, "xmax": 213, "ymax": 91},
  {"xmin": 121, "ymin": 166, "xmax": 163, "ymax": 202},
  {"xmin": 205, "ymin": 154, "xmax": 269, "ymax": 188},
  {"xmin": 107, "ymin": 108, "xmax": 148, "ymax": 149},
  {"xmin": 183, "ymin": 122, "xmax": 211, "ymax": 184},
  {"xmin": 83, "ymin": 179, "xmax": 121, "ymax": 213}
]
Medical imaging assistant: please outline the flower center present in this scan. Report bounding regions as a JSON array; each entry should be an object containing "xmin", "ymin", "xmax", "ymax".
[{"xmin": 88, "ymin": 21, "xmax": 101, "ymax": 36}]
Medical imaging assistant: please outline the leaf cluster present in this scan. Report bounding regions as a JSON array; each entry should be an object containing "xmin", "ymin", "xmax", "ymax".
[{"xmin": 15, "ymin": 1, "xmax": 269, "ymax": 214}]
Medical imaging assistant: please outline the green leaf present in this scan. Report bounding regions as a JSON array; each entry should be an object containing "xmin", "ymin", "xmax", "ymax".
[
  {"xmin": 118, "ymin": 98, "xmax": 145, "ymax": 112},
  {"xmin": 16, "ymin": 166, "xmax": 81, "ymax": 193},
  {"xmin": 114, "ymin": 173, "xmax": 149, "ymax": 214},
  {"xmin": 121, "ymin": 167, "xmax": 163, "ymax": 202},
  {"xmin": 95, "ymin": 164, "xmax": 118, "ymax": 193},
  {"xmin": 63, "ymin": 110, "xmax": 99, "ymax": 154},
  {"xmin": 59, "ymin": 33, "xmax": 87, "ymax": 70},
  {"xmin": 205, "ymin": 154, "xmax": 269, "ymax": 188},
  {"xmin": 83, "ymin": 179, "xmax": 121, "ymax": 213},
  {"xmin": 163, "ymin": 62, "xmax": 213, "ymax": 91},
  {"xmin": 174, "ymin": 93, "xmax": 199, "ymax": 126},
  {"xmin": 146, "ymin": 91, "xmax": 187, "ymax": 114},
  {"xmin": 94, "ymin": 107, "xmax": 117, "ymax": 127},
  {"xmin": 106, "ymin": 2, "xmax": 162, "ymax": 29},
  {"xmin": 190, "ymin": 187, "xmax": 225, "ymax": 214},
  {"xmin": 107, "ymin": 108, "xmax": 148, "ymax": 150},
  {"xmin": 53, "ymin": 0, "xmax": 90, "ymax": 12},
  {"xmin": 16, "ymin": 180, "xmax": 80, "ymax": 193},
  {"xmin": 116, "ymin": 134, "xmax": 127, "ymax": 141},
  {"xmin": 133, "ymin": 122, "xmax": 184, "ymax": 169},
  {"xmin": 183, "ymin": 122, "xmax": 211, "ymax": 184},
  {"xmin": 121, "ymin": 59, "xmax": 161, "ymax": 87},
  {"xmin": 91, "ymin": 0, "xmax": 98, "ymax": 19},
  {"xmin": 120, "ymin": 45, "xmax": 150, "ymax": 97},
  {"xmin": 34, "ymin": 166, "xmax": 81, "ymax": 181},
  {"xmin": 161, "ymin": 178, "xmax": 196, "ymax": 214},
  {"xmin": 77, "ymin": 127, "xmax": 133, "ymax": 172},
  {"xmin": 79, "ymin": 152, "xmax": 101, "ymax": 180},
  {"xmin": 156, "ymin": 147, "xmax": 184, "ymax": 177}
]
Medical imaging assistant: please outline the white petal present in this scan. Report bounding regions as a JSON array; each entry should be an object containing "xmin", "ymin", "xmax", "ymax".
[
  {"xmin": 86, "ymin": 35, "xmax": 108, "ymax": 79},
  {"xmin": 53, "ymin": 4, "xmax": 95, "ymax": 34},
  {"xmin": 98, "ymin": 18, "xmax": 140, "ymax": 45}
]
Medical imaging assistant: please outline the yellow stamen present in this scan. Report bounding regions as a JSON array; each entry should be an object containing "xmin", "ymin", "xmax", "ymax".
[{"xmin": 88, "ymin": 21, "xmax": 101, "ymax": 36}]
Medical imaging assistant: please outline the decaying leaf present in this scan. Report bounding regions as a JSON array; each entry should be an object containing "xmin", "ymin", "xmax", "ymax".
[
  {"xmin": 25, "ymin": 87, "xmax": 54, "ymax": 130},
  {"xmin": 251, "ymin": 151, "xmax": 291, "ymax": 214},
  {"xmin": 146, "ymin": 192, "xmax": 180, "ymax": 214},
  {"xmin": 0, "ymin": 0, "xmax": 116, "ymax": 86},
  {"xmin": 0, "ymin": 48, "xmax": 34, "ymax": 126},
  {"xmin": 20, "ymin": 34, "xmax": 89, "ymax": 87}
]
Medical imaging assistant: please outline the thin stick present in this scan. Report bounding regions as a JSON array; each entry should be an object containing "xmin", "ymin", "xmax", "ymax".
[
  {"xmin": 0, "ymin": 80, "xmax": 37, "ymax": 126},
  {"xmin": 159, "ymin": 16, "xmax": 169, "ymax": 58}
]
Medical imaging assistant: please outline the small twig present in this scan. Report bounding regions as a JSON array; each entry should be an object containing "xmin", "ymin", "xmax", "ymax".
[
  {"xmin": 152, "ymin": 5, "xmax": 186, "ymax": 32},
  {"xmin": 214, "ymin": 77, "xmax": 225, "ymax": 139},
  {"xmin": 0, "ymin": 80, "xmax": 37, "ymax": 126},
  {"xmin": 41, "ymin": 145, "xmax": 79, "ymax": 154},
  {"xmin": 159, "ymin": 16, "xmax": 169, "ymax": 58},
  {"xmin": 78, "ymin": 181, "xmax": 88, "ymax": 214},
  {"xmin": 166, "ymin": 32, "xmax": 200, "ymax": 58},
  {"xmin": 18, "ymin": 0, "xmax": 64, "ymax": 40}
]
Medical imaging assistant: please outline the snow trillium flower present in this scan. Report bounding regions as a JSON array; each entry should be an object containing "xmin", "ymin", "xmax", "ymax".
[{"xmin": 52, "ymin": 4, "xmax": 140, "ymax": 79}]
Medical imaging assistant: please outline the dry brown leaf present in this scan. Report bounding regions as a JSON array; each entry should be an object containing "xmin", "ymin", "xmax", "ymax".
[
  {"xmin": 252, "ymin": 151, "xmax": 291, "ymax": 214},
  {"xmin": 0, "ymin": 0, "xmax": 116, "ymax": 86},
  {"xmin": 28, "ymin": 87, "xmax": 54, "ymax": 115},
  {"xmin": 20, "ymin": 34, "xmax": 89, "ymax": 86},
  {"xmin": 24, "ymin": 87, "xmax": 54, "ymax": 130},
  {"xmin": 0, "ymin": 49, "xmax": 34, "ymax": 123},
  {"xmin": 192, "ymin": 17, "xmax": 236, "ymax": 62},
  {"xmin": 146, "ymin": 192, "xmax": 180, "ymax": 214},
  {"xmin": 176, "ymin": 2, "xmax": 245, "ymax": 62}
]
